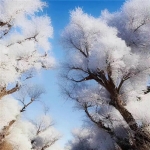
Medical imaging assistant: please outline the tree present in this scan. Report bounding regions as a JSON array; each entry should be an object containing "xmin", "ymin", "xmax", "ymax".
[
  {"xmin": 0, "ymin": 0, "xmax": 60, "ymax": 149},
  {"xmin": 61, "ymin": 0, "xmax": 150, "ymax": 149},
  {"xmin": 65, "ymin": 126, "xmax": 113, "ymax": 150},
  {"xmin": 31, "ymin": 115, "xmax": 61, "ymax": 150}
]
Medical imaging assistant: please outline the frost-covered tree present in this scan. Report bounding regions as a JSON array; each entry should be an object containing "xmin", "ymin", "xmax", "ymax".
[
  {"xmin": 4, "ymin": 114, "xmax": 61, "ymax": 150},
  {"xmin": 61, "ymin": 0, "xmax": 150, "ymax": 149},
  {"xmin": 65, "ymin": 127, "xmax": 98, "ymax": 150},
  {"xmin": 31, "ymin": 115, "xmax": 61, "ymax": 150},
  {"xmin": 65, "ymin": 126, "xmax": 113, "ymax": 150},
  {"xmin": 0, "ymin": 0, "xmax": 60, "ymax": 149}
]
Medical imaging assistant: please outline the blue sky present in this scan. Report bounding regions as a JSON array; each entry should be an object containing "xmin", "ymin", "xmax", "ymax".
[{"xmin": 26, "ymin": 0, "xmax": 125, "ymax": 148}]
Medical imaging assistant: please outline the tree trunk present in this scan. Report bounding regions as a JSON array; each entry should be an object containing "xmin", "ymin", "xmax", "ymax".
[{"xmin": 113, "ymin": 95, "xmax": 138, "ymax": 131}]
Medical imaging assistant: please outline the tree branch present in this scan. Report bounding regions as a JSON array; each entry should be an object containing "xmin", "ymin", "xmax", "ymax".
[
  {"xmin": 70, "ymin": 75, "xmax": 93, "ymax": 83},
  {"xmin": 20, "ymin": 98, "xmax": 35, "ymax": 112},
  {"xmin": 134, "ymin": 20, "xmax": 146, "ymax": 33},
  {"xmin": 0, "ymin": 120, "xmax": 16, "ymax": 144},
  {"xmin": 70, "ymin": 66, "xmax": 88, "ymax": 73},
  {"xmin": 117, "ymin": 73, "xmax": 130, "ymax": 93},
  {"xmin": 84, "ymin": 103, "xmax": 113, "ymax": 134},
  {"xmin": 7, "ymin": 34, "xmax": 38, "ymax": 47},
  {"xmin": 7, "ymin": 84, "xmax": 20, "ymax": 95},
  {"xmin": 0, "ymin": 84, "xmax": 20, "ymax": 99},
  {"xmin": 41, "ymin": 137, "xmax": 59, "ymax": 150},
  {"xmin": 69, "ymin": 38, "xmax": 88, "ymax": 58}
]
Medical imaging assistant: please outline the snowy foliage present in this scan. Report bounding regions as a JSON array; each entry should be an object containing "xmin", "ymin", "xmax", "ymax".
[
  {"xmin": 6, "ymin": 115, "xmax": 61, "ymax": 150},
  {"xmin": 61, "ymin": 0, "xmax": 150, "ymax": 149},
  {"xmin": 0, "ymin": 96, "xmax": 20, "ymax": 131},
  {"xmin": 0, "ymin": 0, "xmax": 54, "ymax": 87}
]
